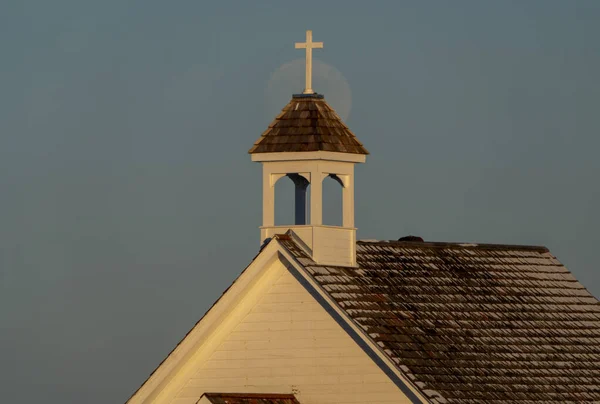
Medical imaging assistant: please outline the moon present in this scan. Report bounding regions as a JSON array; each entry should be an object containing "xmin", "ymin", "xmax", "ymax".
[{"xmin": 265, "ymin": 58, "xmax": 352, "ymax": 122}]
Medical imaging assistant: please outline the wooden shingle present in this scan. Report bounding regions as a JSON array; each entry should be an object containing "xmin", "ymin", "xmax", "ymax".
[
  {"xmin": 249, "ymin": 94, "xmax": 368, "ymax": 155},
  {"xmin": 201, "ymin": 393, "xmax": 301, "ymax": 404}
]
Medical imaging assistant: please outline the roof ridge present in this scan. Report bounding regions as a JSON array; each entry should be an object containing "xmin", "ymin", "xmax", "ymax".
[{"xmin": 358, "ymin": 239, "xmax": 549, "ymax": 252}]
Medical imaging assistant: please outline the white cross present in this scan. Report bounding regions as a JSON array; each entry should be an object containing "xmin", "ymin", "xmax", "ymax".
[{"xmin": 295, "ymin": 30, "xmax": 323, "ymax": 94}]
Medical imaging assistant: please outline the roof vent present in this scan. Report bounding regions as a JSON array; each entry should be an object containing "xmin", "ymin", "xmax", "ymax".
[{"xmin": 398, "ymin": 235, "xmax": 424, "ymax": 242}]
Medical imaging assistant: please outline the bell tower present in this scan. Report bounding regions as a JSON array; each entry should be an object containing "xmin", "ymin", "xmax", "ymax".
[{"xmin": 249, "ymin": 31, "xmax": 368, "ymax": 267}]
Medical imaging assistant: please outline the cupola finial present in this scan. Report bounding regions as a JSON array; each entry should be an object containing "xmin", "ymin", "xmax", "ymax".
[{"xmin": 294, "ymin": 30, "xmax": 323, "ymax": 95}]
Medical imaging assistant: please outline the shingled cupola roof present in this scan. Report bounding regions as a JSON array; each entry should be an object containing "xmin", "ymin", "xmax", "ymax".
[{"xmin": 248, "ymin": 93, "xmax": 369, "ymax": 155}]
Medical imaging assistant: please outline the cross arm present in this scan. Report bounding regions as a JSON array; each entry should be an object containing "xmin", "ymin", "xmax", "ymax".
[{"xmin": 295, "ymin": 42, "xmax": 323, "ymax": 49}]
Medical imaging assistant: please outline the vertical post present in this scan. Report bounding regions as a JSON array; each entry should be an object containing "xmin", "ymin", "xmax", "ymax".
[
  {"xmin": 289, "ymin": 174, "xmax": 309, "ymax": 225},
  {"xmin": 342, "ymin": 172, "xmax": 354, "ymax": 228},
  {"xmin": 262, "ymin": 165, "xmax": 274, "ymax": 227},
  {"xmin": 310, "ymin": 167, "xmax": 323, "ymax": 226}
]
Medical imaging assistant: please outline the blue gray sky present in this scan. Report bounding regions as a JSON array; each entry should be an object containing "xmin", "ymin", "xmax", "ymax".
[{"xmin": 1, "ymin": 1, "xmax": 599, "ymax": 403}]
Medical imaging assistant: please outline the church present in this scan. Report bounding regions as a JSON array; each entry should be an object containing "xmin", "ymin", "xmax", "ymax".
[{"xmin": 126, "ymin": 31, "xmax": 600, "ymax": 404}]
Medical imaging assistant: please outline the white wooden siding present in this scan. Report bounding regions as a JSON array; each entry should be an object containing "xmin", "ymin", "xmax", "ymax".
[{"xmin": 169, "ymin": 261, "xmax": 413, "ymax": 404}]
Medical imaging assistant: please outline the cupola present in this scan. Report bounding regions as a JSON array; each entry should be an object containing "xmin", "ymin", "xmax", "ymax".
[{"xmin": 249, "ymin": 30, "xmax": 368, "ymax": 267}]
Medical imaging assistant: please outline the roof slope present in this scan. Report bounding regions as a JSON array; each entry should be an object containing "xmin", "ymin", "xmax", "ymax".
[
  {"xmin": 248, "ymin": 94, "xmax": 368, "ymax": 155},
  {"xmin": 278, "ymin": 238, "xmax": 600, "ymax": 403},
  {"xmin": 201, "ymin": 393, "xmax": 300, "ymax": 404}
]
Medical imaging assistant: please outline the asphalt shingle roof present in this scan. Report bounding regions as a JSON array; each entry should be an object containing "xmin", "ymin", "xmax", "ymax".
[
  {"xmin": 277, "ymin": 236, "xmax": 600, "ymax": 403},
  {"xmin": 248, "ymin": 94, "xmax": 368, "ymax": 155}
]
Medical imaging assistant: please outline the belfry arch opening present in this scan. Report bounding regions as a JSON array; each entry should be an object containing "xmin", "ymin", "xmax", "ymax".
[
  {"xmin": 323, "ymin": 174, "xmax": 344, "ymax": 226},
  {"xmin": 274, "ymin": 174, "xmax": 310, "ymax": 226}
]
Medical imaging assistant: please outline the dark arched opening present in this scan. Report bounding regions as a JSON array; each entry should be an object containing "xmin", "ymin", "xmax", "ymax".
[
  {"xmin": 322, "ymin": 174, "xmax": 343, "ymax": 226},
  {"xmin": 274, "ymin": 174, "xmax": 310, "ymax": 226}
]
